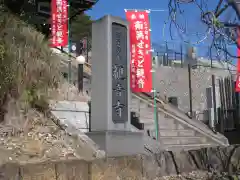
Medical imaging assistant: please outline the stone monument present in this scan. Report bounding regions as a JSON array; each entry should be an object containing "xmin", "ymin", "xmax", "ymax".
[{"xmin": 87, "ymin": 15, "xmax": 144, "ymax": 157}]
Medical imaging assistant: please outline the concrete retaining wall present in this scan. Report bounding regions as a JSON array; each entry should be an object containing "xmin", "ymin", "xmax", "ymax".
[
  {"xmin": 1, "ymin": 145, "xmax": 240, "ymax": 180},
  {"xmin": 154, "ymin": 66, "xmax": 230, "ymax": 113}
]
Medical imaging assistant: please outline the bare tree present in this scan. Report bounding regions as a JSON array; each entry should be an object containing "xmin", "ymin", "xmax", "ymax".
[{"xmin": 167, "ymin": 0, "xmax": 240, "ymax": 61}]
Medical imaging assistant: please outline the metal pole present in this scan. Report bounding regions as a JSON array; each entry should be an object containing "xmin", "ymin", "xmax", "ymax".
[
  {"xmin": 210, "ymin": 46, "xmax": 213, "ymax": 68},
  {"xmin": 148, "ymin": 11, "xmax": 159, "ymax": 140},
  {"xmin": 124, "ymin": 8, "xmax": 167, "ymax": 12},
  {"xmin": 78, "ymin": 63, "xmax": 84, "ymax": 92},
  {"xmin": 88, "ymin": 100, "xmax": 91, "ymax": 132},
  {"xmin": 165, "ymin": 41, "xmax": 169, "ymax": 66},
  {"xmin": 152, "ymin": 69, "xmax": 159, "ymax": 140},
  {"xmin": 67, "ymin": 0, "xmax": 71, "ymax": 83},
  {"xmin": 151, "ymin": 52, "xmax": 159, "ymax": 139},
  {"xmin": 156, "ymin": 52, "xmax": 160, "ymax": 66},
  {"xmin": 180, "ymin": 44, "xmax": 183, "ymax": 68},
  {"xmin": 188, "ymin": 63, "xmax": 193, "ymax": 118},
  {"xmin": 86, "ymin": 36, "xmax": 89, "ymax": 63}
]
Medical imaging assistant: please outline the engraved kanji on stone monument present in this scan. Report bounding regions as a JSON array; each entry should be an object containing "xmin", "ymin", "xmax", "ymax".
[
  {"xmin": 113, "ymin": 83, "xmax": 125, "ymax": 96},
  {"xmin": 112, "ymin": 23, "xmax": 128, "ymax": 123},
  {"xmin": 90, "ymin": 15, "xmax": 144, "ymax": 157}
]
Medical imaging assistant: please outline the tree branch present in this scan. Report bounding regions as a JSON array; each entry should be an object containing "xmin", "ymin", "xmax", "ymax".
[
  {"xmin": 228, "ymin": 0, "xmax": 240, "ymax": 19},
  {"xmin": 215, "ymin": 0, "xmax": 224, "ymax": 15}
]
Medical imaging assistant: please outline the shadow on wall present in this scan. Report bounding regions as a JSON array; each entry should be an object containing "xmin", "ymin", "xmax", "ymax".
[
  {"xmin": 224, "ymin": 127, "xmax": 240, "ymax": 144},
  {"xmin": 194, "ymin": 109, "xmax": 240, "ymax": 145}
]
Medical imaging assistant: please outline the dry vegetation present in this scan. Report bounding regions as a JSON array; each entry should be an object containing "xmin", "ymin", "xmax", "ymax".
[
  {"xmin": 0, "ymin": 6, "xmax": 96, "ymax": 164},
  {"xmin": 0, "ymin": 8, "xmax": 61, "ymax": 116}
]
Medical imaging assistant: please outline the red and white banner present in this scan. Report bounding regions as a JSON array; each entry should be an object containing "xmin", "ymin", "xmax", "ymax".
[
  {"xmin": 51, "ymin": 0, "xmax": 68, "ymax": 47},
  {"xmin": 236, "ymin": 75, "xmax": 240, "ymax": 92},
  {"xmin": 126, "ymin": 10, "xmax": 152, "ymax": 92},
  {"xmin": 236, "ymin": 28, "xmax": 240, "ymax": 92}
]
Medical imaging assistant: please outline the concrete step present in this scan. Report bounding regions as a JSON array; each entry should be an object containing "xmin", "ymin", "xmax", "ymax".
[
  {"xmin": 164, "ymin": 144, "xmax": 219, "ymax": 152},
  {"xmin": 144, "ymin": 122, "xmax": 176, "ymax": 130},
  {"xmin": 157, "ymin": 100, "xmax": 228, "ymax": 145},
  {"xmin": 146, "ymin": 129, "xmax": 196, "ymax": 138},
  {"xmin": 132, "ymin": 125, "xmax": 209, "ymax": 153},
  {"xmin": 131, "ymin": 95, "xmax": 229, "ymax": 146},
  {"xmin": 143, "ymin": 137, "xmax": 218, "ymax": 153},
  {"xmin": 158, "ymin": 129, "xmax": 196, "ymax": 137},
  {"xmin": 140, "ymin": 115, "xmax": 174, "ymax": 123},
  {"xmin": 144, "ymin": 119, "xmax": 189, "ymax": 130},
  {"xmin": 145, "ymin": 123, "xmax": 176, "ymax": 130},
  {"xmin": 139, "ymin": 113, "xmax": 155, "ymax": 119},
  {"xmin": 159, "ymin": 136, "xmax": 207, "ymax": 145},
  {"xmin": 131, "ymin": 100, "xmax": 150, "ymax": 109},
  {"xmin": 142, "ymin": 118, "xmax": 175, "ymax": 125}
]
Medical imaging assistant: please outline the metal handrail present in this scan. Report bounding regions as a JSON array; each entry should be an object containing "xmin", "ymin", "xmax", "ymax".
[{"xmin": 131, "ymin": 93, "xmax": 228, "ymax": 146}]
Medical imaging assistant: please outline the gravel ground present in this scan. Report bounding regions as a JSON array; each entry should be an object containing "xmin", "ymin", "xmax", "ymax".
[
  {"xmin": 0, "ymin": 107, "xmax": 100, "ymax": 165},
  {"xmin": 156, "ymin": 171, "xmax": 240, "ymax": 180},
  {"xmin": 155, "ymin": 171, "xmax": 211, "ymax": 180},
  {"xmin": 0, "ymin": 81, "xmax": 102, "ymax": 166}
]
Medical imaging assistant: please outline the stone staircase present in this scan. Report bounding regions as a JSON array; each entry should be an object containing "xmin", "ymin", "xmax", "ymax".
[
  {"xmin": 131, "ymin": 95, "xmax": 229, "ymax": 151},
  {"xmin": 56, "ymin": 49, "xmax": 229, "ymax": 151}
]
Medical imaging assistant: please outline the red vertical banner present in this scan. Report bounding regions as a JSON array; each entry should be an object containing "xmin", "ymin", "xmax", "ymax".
[
  {"xmin": 126, "ymin": 10, "xmax": 152, "ymax": 92},
  {"xmin": 51, "ymin": 0, "xmax": 68, "ymax": 47},
  {"xmin": 236, "ymin": 28, "xmax": 240, "ymax": 92},
  {"xmin": 51, "ymin": 0, "xmax": 57, "ymax": 46},
  {"xmin": 62, "ymin": 0, "xmax": 68, "ymax": 46},
  {"xmin": 236, "ymin": 75, "xmax": 240, "ymax": 92}
]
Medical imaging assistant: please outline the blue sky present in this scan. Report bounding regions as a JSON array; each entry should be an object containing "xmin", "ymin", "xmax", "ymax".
[
  {"xmin": 86, "ymin": 0, "xmax": 237, "ymax": 61},
  {"xmin": 87, "ymin": 0, "xmax": 173, "ymax": 43}
]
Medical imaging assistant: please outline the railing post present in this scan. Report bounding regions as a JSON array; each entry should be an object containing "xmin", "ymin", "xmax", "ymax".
[
  {"xmin": 88, "ymin": 100, "xmax": 91, "ymax": 132},
  {"xmin": 180, "ymin": 44, "xmax": 183, "ymax": 68},
  {"xmin": 188, "ymin": 63, "xmax": 193, "ymax": 118},
  {"xmin": 78, "ymin": 63, "xmax": 84, "ymax": 92}
]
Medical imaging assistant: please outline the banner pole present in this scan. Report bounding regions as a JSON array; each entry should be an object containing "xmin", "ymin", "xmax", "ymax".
[
  {"xmin": 148, "ymin": 10, "xmax": 159, "ymax": 140},
  {"xmin": 124, "ymin": 8, "xmax": 167, "ymax": 12},
  {"xmin": 67, "ymin": 0, "xmax": 71, "ymax": 83},
  {"xmin": 152, "ymin": 67, "xmax": 159, "ymax": 140}
]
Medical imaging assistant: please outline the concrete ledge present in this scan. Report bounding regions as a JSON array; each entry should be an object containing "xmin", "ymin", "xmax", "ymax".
[
  {"xmin": 158, "ymin": 129, "xmax": 195, "ymax": 137},
  {"xmin": 49, "ymin": 100, "xmax": 89, "ymax": 112},
  {"xmin": 86, "ymin": 131, "xmax": 144, "ymax": 157},
  {"xmin": 1, "ymin": 145, "xmax": 240, "ymax": 179},
  {"xmin": 159, "ymin": 136, "xmax": 207, "ymax": 145}
]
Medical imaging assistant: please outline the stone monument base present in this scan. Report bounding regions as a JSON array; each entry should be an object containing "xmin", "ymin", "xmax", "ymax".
[{"xmin": 86, "ymin": 130, "xmax": 144, "ymax": 157}]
